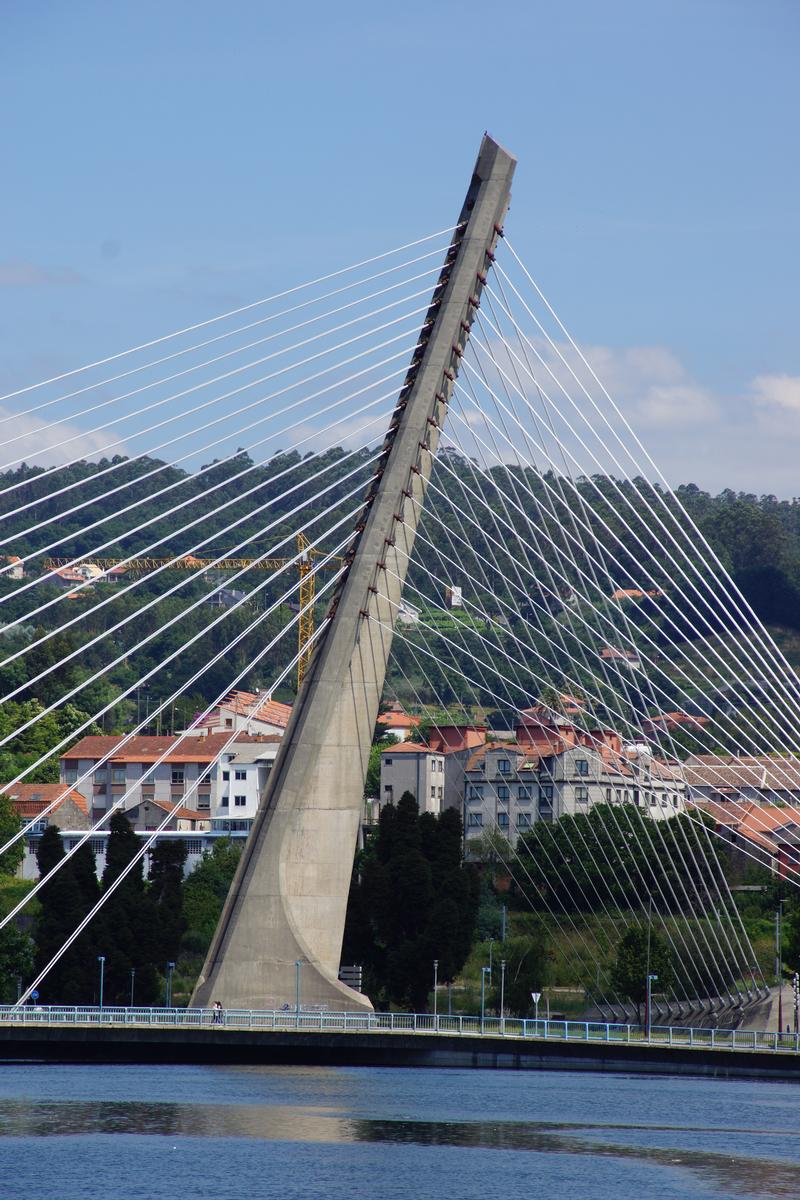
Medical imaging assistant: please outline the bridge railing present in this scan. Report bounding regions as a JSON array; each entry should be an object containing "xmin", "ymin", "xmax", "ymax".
[{"xmin": 1, "ymin": 1005, "xmax": 798, "ymax": 1053}]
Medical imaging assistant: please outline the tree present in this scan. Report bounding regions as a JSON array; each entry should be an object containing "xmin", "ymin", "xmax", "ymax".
[
  {"xmin": 0, "ymin": 791, "xmax": 23, "ymax": 877},
  {"xmin": 33, "ymin": 826, "xmax": 99, "ymax": 1004},
  {"xmin": 182, "ymin": 837, "xmax": 241, "ymax": 955},
  {"xmin": 148, "ymin": 839, "xmax": 188, "ymax": 963},
  {"xmin": 93, "ymin": 811, "xmax": 159, "ymax": 1005},
  {"xmin": 343, "ymin": 793, "xmax": 479, "ymax": 1009},
  {"xmin": 610, "ymin": 924, "xmax": 675, "ymax": 1022},
  {"xmin": 0, "ymin": 924, "xmax": 34, "ymax": 1003}
]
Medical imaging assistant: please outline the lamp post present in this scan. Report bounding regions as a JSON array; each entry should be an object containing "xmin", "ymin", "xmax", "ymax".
[
  {"xmin": 97, "ymin": 956, "xmax": 105, "ymax": 1010},
  {"xmin": 433, "ymin": 959, "xmax": 439, "ymax": 1020},
  {"xmin": 500, "ymin": 959, "xmax": 506, "ymax": 1032},
  {"xmin": 646, "ymin": 973, "xmax": 658, "ymax": 1041},
  {"xmin": 480, "ymin": 966, "xmax": 490, "ymax": 1033},
  {"xmin": 295, "ymin": 959, "xmax": 303, "ymax": 1021},
  {"xmin": 165, "ymin": 961, "xmax": 176, "ymax": 1008},
  {"xmin": 130, "ymin": 968, "xmax": 135, "ymax": 1007},
  {"xmin": 488, "ymin": 939, "xmax": 494, "ymax": 981},
  {"xmin": 776, "ymin": 900, "xmax": 785, "ymax": 1034}
]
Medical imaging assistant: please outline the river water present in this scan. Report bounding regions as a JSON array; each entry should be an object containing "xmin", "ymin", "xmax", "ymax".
[{"xmin": 0, "ymin": 1063, "xmax": 798, "ymax": 1200}]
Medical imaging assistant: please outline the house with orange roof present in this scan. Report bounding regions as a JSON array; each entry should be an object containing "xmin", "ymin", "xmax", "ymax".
[
  {"xmin": 185, "ymin": 688, "xmax": 292, "ymax": 738},
  {"xmin": 5, "ymin": 783, "xmax": 90, "ymax": 833},
  {"xmin": 376, "ymin": 702, "xmax": 421, "ymax": 742}
]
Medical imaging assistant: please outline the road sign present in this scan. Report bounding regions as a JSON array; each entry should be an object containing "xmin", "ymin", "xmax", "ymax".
[
  {"xmin": 30, "ymin": 990, "xmax": 39, "ymax": 1001},
  {"xmin": 531, "ymin": 992, "xmax": 541, "ymax": 1003}
]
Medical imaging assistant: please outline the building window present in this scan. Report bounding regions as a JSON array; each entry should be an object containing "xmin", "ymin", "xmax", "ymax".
[
  {"xmin": 605, "ymin": 787, "xmax": 612, "ymax": 802},
  {"xmin": 89, "ymin": 839, "xmax": 106, "ymax": 854},
  {"xmin": 469, "ymin": 785, "xmax": 484, "ymax": 800},
  {"xmin": 575, "ymin": 759, "xmax": 589, "ymax": 776},
  {"xmin": 225, "ymin": 718, "xmax": 233, "ymax": 728},
  {"xmin": 222, "ymin": 770, "xmax": 230, "ymax": 781},
  {"xmin": 497, "ymin": 812, "xmax": 509, "ymax": 828},
  {"xmin": 497, "ymin": 784, "xmax": 509, "ymax": 801},
  {"xmin": 539, "ymin": 785, "xmax": 553, "ymax": 803},
  {"xmin": 430, "ymin": 785, "xmax": 436, "ymax": 799},
  {"xmin": 615, "ymin": 789, "xmax": 622, "ymax": 802},
  {"xmin": 183, "ymin": 839, "xmax": 203, "ymax": 855},
  {"xmin": 219, "ymin": 795, "xmax": 229, "ymax": 808},
  {"xmin": 575, "ymin": 786, "xmax": 589, "ymax": 803},
  {"xmin": 171, "ymin": 768, "xmax": 184, "ymax": 786},
  {"xmin": 235, "ymin": 769, "xmax": 247, "ymax": 781},
  {"xmin": 517, "ymin": 813, "xmax": 531, "ymax": 828},
  {"xmin": 498, "ymin": 758, "xmax": 510, "ymax": 774},
  {"xmin": 111, "ymin": 767, "xmax": 126, "ymax": 784},
  {"xmin": 518, "ymin": 786, "xmax": 531, "ymax": 801},
  {"xmin": 467, "ymin": 813, "xmax": 483, "ymax": 827},
  {"xmin": 234, "ymin": 795, "xmax": 247, "ymax": 807},
  {"xmin": 384, "ymin": 758, "xmax": 392, "ymax": 766},
  {"xmin": 438, "ymin": 787, "xmax": 443, "ymax": 799},
  {"xmin": 64, "ymin": 766, "xmax": 78, "ymax": 784},
  {"xmin": 197, "ymin": 796, "xmax": 210, "ymax": 809}
]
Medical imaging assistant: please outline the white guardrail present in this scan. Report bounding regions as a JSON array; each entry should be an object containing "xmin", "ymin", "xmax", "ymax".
[{"xmin": 0, "ymin": 1006, "xmax": 799, "ymax": 1054}]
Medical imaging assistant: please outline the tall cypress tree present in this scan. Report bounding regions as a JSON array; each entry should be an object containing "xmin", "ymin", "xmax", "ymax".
[
  {"xmin": 33, "ymin": 826, "xmax": 99, "ymax": 1004},
  {"xmin": 148, "ymin": 839, "xmax": 187, "ymax": 963},
  {"xmin": 94, "ymin": 811, "xmax": 160, "ymax": 1004}
]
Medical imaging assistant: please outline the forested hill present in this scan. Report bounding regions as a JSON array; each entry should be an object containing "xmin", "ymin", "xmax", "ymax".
[{"xmin": 1, "ymin": 447, "xmax": 799, "ymax": 773}]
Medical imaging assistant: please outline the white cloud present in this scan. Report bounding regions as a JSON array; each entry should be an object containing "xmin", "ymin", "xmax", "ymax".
[
  {"xmin": 0, "ymin": 407, "xmax": 122, "ymax": 470},
  {"xmin": 752, "ymin": 373, "xmax": 800, "ymax": 415},
  {"xmin": 0, "ymin": 260, "xmax": 86, "ymax": 287},
  {"xmin": 475, "ymin": 332, "xmax": 800, "ymax": 494}
]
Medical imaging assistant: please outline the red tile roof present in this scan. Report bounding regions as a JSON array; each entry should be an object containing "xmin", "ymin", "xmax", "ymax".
[
  {"xmin": 63, "ymin": 732, "xmax": 276, "ymax": 765},
  {"xmin": 377, "ymin": 711, "xmax": 420, "ymax": 729},
  {"xmin": 4, "ymin": 783, "xmax": 89, "ymax": 818},
  {"xmin": 381, "ymin": 742, "xmax": 438, "ymax": 755}
]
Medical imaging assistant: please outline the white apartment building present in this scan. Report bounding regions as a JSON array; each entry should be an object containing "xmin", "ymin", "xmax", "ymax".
[{"xmin": 60, "ymin": 732, "xmax": 281, "ymax": 831}]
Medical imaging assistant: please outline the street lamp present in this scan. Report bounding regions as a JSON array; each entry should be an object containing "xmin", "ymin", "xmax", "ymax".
[
  {"xmin": 165, "ymin": 961, "xmax": 176, "ymax": 1008},
  {"xmin": 480, "ymin": 966, "xmax": 491, "ymax": 1033},
  {"xmin": 500, "ymin": 959, "xmax": 506, "ymax": 1032},
  {"xmin": 295, "ymin": 959, "xmax": 303, "ymax": 1020},
  {"xmin": 97, "ymin": 956, "xmax": 106, "ymax": 1010},
  {"xmin": 130, "ymin": 968, "xmax": 135, "ymax": 1007},
  {"xmin": 646, "ymin": 973, "xmax": 658, "ymax": 1041},
  {"xmin": 776, "ymin": 900, "xmax": 785, "ymax": 1034},
  {"xmin": 433, "ymin": 959, "xmax": 439, "ymax": 1020}
]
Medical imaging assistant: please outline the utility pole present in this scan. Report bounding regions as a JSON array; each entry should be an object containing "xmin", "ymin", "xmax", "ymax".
[
  {"xmin": 500, "ymin": 959, "xmax": 506, "ymax": 1031},
  {"xmin": 776, "ymin": 900, "xmax": 785, "ymax": 1033}
]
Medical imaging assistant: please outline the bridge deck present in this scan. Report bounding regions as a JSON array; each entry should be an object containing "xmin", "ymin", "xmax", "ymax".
[{"xmin": 2, "ymin": 1009, "xmax": 799, "ymax": 1082}]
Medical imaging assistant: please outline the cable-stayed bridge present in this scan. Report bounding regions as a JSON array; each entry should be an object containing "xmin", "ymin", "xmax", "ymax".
[{"xmin": 2, "ymin": 134, "xmax": 799, "ymax": 1029}]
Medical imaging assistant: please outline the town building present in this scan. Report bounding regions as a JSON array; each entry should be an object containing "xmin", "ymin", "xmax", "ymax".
[
  {"xmin": 376, "ymin": 702, "xmax": 421, "ymax": 742},
  {"xmin": 185, "ymin": 689, "xmax": 292, "ymax": 738},
  {"xmin": 683, "ymin": 754, "xmax": 800, "ymax": 807},
  {"xmin": 378, "ymin": 722, "xmax": 488, "ymax": 817},
  {"xmin": 462, "ymin": 709, "xmax": 686, "ymax": 850},
  {"xmin": 379, "ymin": 743, "xmax": 446, "ymax": 814},
  {"xmin": 696, "ymin": 799, "xmax": 800, "ymax": 879}
]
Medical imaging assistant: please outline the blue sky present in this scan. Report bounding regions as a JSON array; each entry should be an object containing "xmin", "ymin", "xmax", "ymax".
[{"xmin": 1, "ymin": 0, "xmax": 798, "ymax": 493}]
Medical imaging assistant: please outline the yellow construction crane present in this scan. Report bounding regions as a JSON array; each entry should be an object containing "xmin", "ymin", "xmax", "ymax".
[{"xmin": 42, "ymin": 533, "xmax": 341, "ymax": 689}]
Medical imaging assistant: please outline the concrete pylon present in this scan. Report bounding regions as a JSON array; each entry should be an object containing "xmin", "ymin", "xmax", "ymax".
[{"xmin": 192, "ymin": 135, "xmax": 516, "ymax": 1011}]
